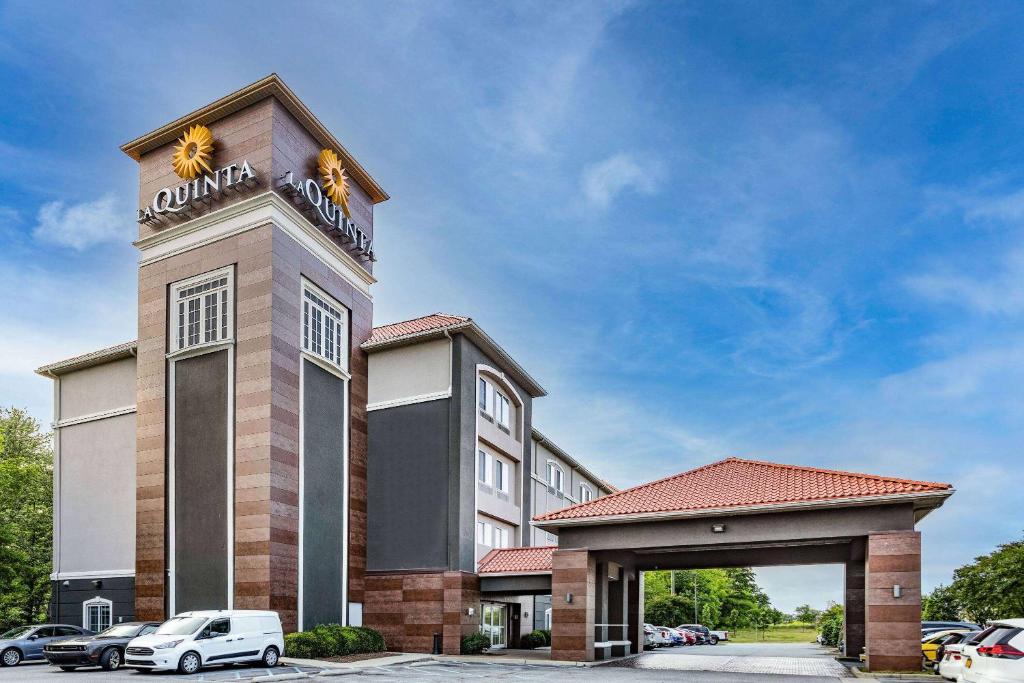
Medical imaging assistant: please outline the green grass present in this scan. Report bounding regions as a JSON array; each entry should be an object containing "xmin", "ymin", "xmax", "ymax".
[{"xmin": 726, "ymin": 627, "xmax": 818, "ymax": 643}]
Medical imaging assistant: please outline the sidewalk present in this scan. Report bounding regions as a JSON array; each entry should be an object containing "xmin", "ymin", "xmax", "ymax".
[{"xmin": 282, "ymin": 649, "xmax": 642, "ymax": 673}]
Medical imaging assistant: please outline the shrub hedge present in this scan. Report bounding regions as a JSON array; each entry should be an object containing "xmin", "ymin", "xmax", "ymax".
[
  {"xmin": 521, "ymin": 630, "xmax": 548, "ymax": 649},
  {"xmin": 539, "ymin": 629, "xmax": 551, "ymax": 646},
  {"xmin": 284, "ymin": 624, "xmax": 386, "ymax": 659},
  {"xmin": 460, "ymin": 632, "xmax": 491, "ymax": 654}
]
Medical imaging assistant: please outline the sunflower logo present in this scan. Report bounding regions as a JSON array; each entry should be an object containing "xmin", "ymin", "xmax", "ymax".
[
  {"xmin": 318, "ymin": 148, "xmax": 352, "ymax": 218},
  {"xmin": 171, "ymin": 125, "xmax": 215, "ymax": 180}
]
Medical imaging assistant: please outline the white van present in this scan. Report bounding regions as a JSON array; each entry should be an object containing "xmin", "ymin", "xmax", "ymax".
[{"xmin": 124, "ymin": 610, "xmax": 283, "ymax": 674}]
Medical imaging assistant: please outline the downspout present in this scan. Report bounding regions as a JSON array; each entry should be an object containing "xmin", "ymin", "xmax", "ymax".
[
  {"xmin": 442, "ymin": 328, "xmax": 455, "ymax": 571},
  {"xmin": 43, "ymin": 369, "xmax": 61, "ymax": 621}
]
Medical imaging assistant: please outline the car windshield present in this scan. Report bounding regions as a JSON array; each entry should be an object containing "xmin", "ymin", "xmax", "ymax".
[
  {"xmin": 98, "ymin": 624, "xmax": 143, "ymax": 638},
  {"xmin": 154, "ymin": 617, "xmax": 206, "ymax": 636},
  {"xmin": 0, "ymin": 627, "xmax": 32, "ymax": 639}
]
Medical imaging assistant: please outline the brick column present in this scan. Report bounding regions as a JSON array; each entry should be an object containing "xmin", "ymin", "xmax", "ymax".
[
  {"xmin": 442, "ymin": 571, "xmax": 480, "ymax": 655},
  {"xmin": 550, "ymin": 549, "xmax": 595, "ymax": 662},
  {"xmin": 865, "ymin": 531, "xmax": 921, "ymax": 672},
  {"xmin": 627, "ymin": 570, "xmax": 642, "ymax": 655},
  {"xmin": 844, "ymin": 559, "xmax": 865, "ymax": 657}
]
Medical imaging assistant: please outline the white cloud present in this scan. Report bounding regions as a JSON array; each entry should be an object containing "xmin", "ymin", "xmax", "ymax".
[
  {"xmin": 906, "ymin": 247, "xmax": 1024, "ymax": 316},
  {"xmin": 32, "ymin": 194, "xmax": 129, "ymax": 251},
  {"xmin": 580, "ymin": 153, "xmax": 661, "ymax": 210}
]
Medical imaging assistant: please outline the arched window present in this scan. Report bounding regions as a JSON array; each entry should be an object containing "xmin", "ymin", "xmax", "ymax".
[
  {"xmin": 82, "ymin": 596, "xmax": 112, "ymax": 633},
  {"xmin": 579, "ymin": 484, "xmax": 593, "ymax": 503}
]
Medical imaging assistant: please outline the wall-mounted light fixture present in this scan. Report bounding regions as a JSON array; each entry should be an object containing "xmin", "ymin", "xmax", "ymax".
[
  {"xmin": 711, "ymin": 523, "xmax": 726, "ymax": 533},
  {"xmin": 61, "ymin": 580, "xmax": 70, "ymax": 587},
  {"xmin": 565, "ymin": 593, "xmax": 574, "ymax": 604},
  {"xmin": 91, "ymin": 579, "xmax": 103, "ymax": 589},
  {"xmin": 893, "ymin": 584, "xmax": 902, "ymax": 599},
  {"xmin": 467, "ymin": 607, "xmax": 475, "ymax": 616}
]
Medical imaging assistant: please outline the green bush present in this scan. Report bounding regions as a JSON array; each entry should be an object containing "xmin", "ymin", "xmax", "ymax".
[
  {"xmin": 284, "ymin": 624, "xmax": 386, "ymax": 659},
  {"xmin": 816, "ymin": 604, "xmax": 844, "ymax": 649},
  {"xmin": 521, "ymin": 630, "xmax": 547, "ymax": 649},
  {"xmin": 539, "ymin": 629, "xmax": 551, "ymax": 646},
  {"xmin": 461, "ymin": 632, "xmax": 491, "ymax": 654}
]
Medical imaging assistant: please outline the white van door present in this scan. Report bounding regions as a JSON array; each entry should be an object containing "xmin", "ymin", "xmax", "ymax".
[
  {"xmin": 230, "ymin": 617, "xmax": 263, "ymax": 662},
  {"xmin": 197, "ymin": 618, "xmax": 235, "ymax": 664}
]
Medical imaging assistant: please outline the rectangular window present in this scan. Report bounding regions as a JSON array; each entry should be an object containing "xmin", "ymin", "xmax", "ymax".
[
  {"xmin": 172, "ymin": 270, "xmax": 232, "ymax": 352},
  {"xmin": 496, "ymin": 393, "xmax": 510, "ymax": 428},
  {"xmin": 547, "ymin": 462, "xmax": 564, "ymax": 492},
  {"xmin": 494, "ymin": 527, "xmax": 508, "ymax": 548},
  {"xmin": 302, "ymin": 282, "xmax": 349, "ymax": 372},
  {"xmin": 495, "ymin": 460, "xmax": 509, "ymax": 494},
  {"xmin": 478, "ymin": 377, "xmax": 488, "ymax": 413},
  {"xmin": 476, "ymin": 520, "xmax": 493, "ymax": 546},
  {"xmin": 479, "ymin": 377, "xmax": 495, "ymax": 417},
  {"xmin": 477, "ymin": 450, "xmax": 493, "ymax": 486}
]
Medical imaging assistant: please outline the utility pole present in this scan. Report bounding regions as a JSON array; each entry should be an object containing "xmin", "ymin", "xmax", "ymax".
[{"xmin": 694, "ymin": 576, "xmax": 699, "ymax": 623}]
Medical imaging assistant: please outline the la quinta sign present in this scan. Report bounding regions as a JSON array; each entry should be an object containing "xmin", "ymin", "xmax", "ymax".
[{"xmin": 137, "ymin": 160, "xmax": 257, "ymax": 224}]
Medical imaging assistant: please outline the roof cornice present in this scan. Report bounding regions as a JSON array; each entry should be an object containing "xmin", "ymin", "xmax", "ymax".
[
  {"xmin": 120, "ymin": 73, "xmax": 388, "ymax": 204},
  {"xmin": 531, "ymin": 427, "xmax": 616, "ymax": 494},
  {"xmin": 532, "ymin": 489, "xmax": 955, "ymax": 529},
  {"xmin": 362, "ymin": 319, "xmax": 547, "ymax": 398},
  {"xmin": 35, "ymin": 341, "xmax": 138, "ymax": 377}
]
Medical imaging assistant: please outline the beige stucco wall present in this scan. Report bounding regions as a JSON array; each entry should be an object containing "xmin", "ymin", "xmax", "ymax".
[
  {"xmin": 55, "ymin": 413, "xmax": 137, "ymax": 574},
  {"xmin": 367, "ymin": 338, "xmax": 451, "ymax": 408},
  {"xmin": 530, "ymin": 438, "xmax": 606, "ymax": 545},
  {"xmin": 59, "ymin": 356, "xmax": 136, "ymax": 419}
]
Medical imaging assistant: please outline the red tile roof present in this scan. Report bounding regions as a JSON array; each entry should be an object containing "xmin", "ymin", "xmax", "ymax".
[
  {"xmin": 534, "ymin": 457, "xmax": 953, "ymax": 523},
  {"xmin": 478, "ymin": 546, "xmax": 556, "ymax": 574},
  {"xmin": 367, "ymin": 313, "xmax": 471, "ymax": 345}
]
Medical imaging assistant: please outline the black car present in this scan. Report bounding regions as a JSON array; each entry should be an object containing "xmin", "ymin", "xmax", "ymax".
[{"xmin": 43, "ymin": 622, "xmax": 160, "ymax": 672}]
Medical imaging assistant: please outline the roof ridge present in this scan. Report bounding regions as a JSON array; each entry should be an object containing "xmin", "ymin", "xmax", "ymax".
[
  {"xmin": 372, "ymin": 312, "xmax": 470, "ymax": 330},
  {"xmin": 728, "ymin": 457, "xmax": 951, "ymax": 490}
]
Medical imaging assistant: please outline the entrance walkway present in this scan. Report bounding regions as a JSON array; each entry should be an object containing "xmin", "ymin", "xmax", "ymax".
[{"xmin": 614, "ymin": 642, "xmax": 851, "ymax": 678}]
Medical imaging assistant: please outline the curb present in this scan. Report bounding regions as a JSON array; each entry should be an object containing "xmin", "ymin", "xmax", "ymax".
[{"xmin": 851, "ymin": 665, "xmax": 935, "ymax": 680}]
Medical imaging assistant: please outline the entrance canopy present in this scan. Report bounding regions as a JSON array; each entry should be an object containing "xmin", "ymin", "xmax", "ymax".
[{"xmin": 530, "ymin": 457, "xmax": 954, "ymax": 671}]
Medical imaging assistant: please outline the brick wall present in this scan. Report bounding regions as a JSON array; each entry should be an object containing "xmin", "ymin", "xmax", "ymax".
[{"xmin": 865, "ymin": 531, "xmax": 921, "ymax": 672}]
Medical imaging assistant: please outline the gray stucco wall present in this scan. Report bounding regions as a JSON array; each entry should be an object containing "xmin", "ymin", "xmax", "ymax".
[
  {"xmin": 173, "ymin": 350, "xmax": 230, "ymax": 613},
  {"xmin": 55, "ymin": 414, "xmax": 136, "ymax": 575},
  {"xmin": 366, "ymin": 398, "xmax": 451, "ymax": 571},
  {"xmin": 452, "ymin": 335, "xmax": 533, "ymax": 573},
  {"xmin": 59, "ymin": 357, "xmax": 136, "ymax": 419},
  {"xmin": 302, "ymin": 360, "xmax": 347, "ymax": 626}
]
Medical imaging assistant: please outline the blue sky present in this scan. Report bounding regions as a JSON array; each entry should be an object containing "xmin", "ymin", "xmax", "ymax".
[{"xmin": 2, "ymin": 1, "xmax": 1023, "ymax": 613}]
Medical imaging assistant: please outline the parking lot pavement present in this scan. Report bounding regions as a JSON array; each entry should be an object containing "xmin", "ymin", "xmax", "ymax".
[
  {"xmin": 0, "ymin": 661, "xmax": 320, "ymax": 682},
  {"xmin": 610, "ymin": 642, "xmax": 852, "ymax": 678}
]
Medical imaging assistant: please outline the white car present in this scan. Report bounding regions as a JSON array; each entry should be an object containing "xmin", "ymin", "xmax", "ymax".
[
  {"xmin": 644, "ymin": 623, "xmax": 670, "ymax": 648},
  {"xmin": 124, "ymin": 610, "xmax": 283, "ymax": 674},
  {"xmin": 939, "ymin": 633, "xmax": 979, "ymax": 681},
  {"xmin": 961, "ymin": 619, "xmax": 1024, "ymax": 683}
]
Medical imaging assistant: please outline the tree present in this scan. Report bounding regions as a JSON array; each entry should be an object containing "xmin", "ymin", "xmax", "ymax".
[
  {"xmin": 643, "ymin": 567, "xmax": 781, "ymax": 629},
  {"xmin": 950, "ymin": 538, "xmax": 1024, "ymax": 624},
  {"xmin": 0, "ymin": 408, "xmax": 54, "ymax": 632},
  {"xmin": 817, "ymin": 602, "xmax": 844, "ymax": 648},
  {"xmin": 794, "ymin": 604, "xmax": 821, "ymax": 623},
  {"xmin": 645, "ymin": 594, "xmax": 691, "ymax": 626},
  {"xmin": 922, "ymin": 584, "xmax": 961, "ymax": 621}
]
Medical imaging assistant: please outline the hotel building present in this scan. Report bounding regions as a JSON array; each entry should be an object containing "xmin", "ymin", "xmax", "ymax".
[{"xmin": 35, "ymin": 76, "xmax": 612, "ymax": 654}]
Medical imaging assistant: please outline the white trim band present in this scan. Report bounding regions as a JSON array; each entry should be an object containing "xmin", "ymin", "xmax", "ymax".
[
  {"xmin": 54, "ymin": 405, "xmax": 136, "ymax": 429},
  {"xmin": 51, "ymin": 570, "xmax": 136, "ymax": 580},
  {"xmin": 366, "ymin": 390, "xmax": 451, "ymax": 412}
]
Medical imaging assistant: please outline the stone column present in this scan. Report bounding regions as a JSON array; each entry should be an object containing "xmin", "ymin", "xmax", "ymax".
[
  {"xmin": 627, "ymin": 571, "xmax": 642, "ymax": 655},
  {"xmin": 865, "ymin": 531, "xmax": 921, "ymax": 672},
  {"xmin": 550, "ymin": 549, "xmax": 595, "ymax": 662},
  {"xmin": 442, "ymin": 571, "xmax": 480, "ymax": 655},
  {"xmin": 606, "ymin": 563, "xmax": 628, "ymax": 657},
  {"xmin": 844, "ymin": 559, "xmax": 866, "ymax": 657}
]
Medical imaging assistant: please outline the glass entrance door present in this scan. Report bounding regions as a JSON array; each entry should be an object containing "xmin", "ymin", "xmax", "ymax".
[{"xmin": 481, "ymin": 602, "xmax": 507, "ymax": 648}]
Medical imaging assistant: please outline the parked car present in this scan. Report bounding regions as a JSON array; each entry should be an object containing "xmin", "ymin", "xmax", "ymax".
[
  {"xmin": 922, "ymin": 629, "xmax": 971, "ymax": 669},
  {"xmin": 658, "ymin": 626, "xmax": 683, "ymax": 646},
  {"xmin": 124, "ymin": 610, "xmax": 283, "ymax": 674},
  {"xmin": 644, "ymin": 623, "xmax": 670, "ymax": 648},
  {"xmin": 924, "ymin": 621, "xmax": 983, "ymax": 632},
  {"xmin": 0, "ymin": 625, "xmax": 93, "ymax": 667},
  {"xmin": 43, "ymin": 621, "xmax": 161, "ymax": 672},
  {"xmin": 960, "ymin": 619, "xmax": 1024, "ymax": 683},
  {"xmin": 938, "ymin": 630, "xmax": 983, "ymax": 681},
  {"xmin": 643, "ymin": 625, "xmax": 657, "ymax": 649},
  {"xmin": 678, "ymin": 623, "xmax": 728, "ymax": 644},
  {"xmin": 676, "ymin": 627, "xmax": 698, "ymax": 645}
]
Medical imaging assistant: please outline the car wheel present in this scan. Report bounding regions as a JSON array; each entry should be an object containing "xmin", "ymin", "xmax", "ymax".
[
  {"xmin": 709, "ymin": 635, "xmax": 719, "ymax": 645},
  {"xmin": 100, "ymin": 647, "xmax": 122, "ymax": 671},
  {"xmin": 59, "ymin": 666, "xmax": 78, "ymax": 671},
  {"xmin": 177, "ymin": 651, "xmax": 201, "ymax": 675},
  {"xmin": 259, "ymin": 646, "xmax": 279, "ymax": 668},
  {"xmin": 1, "ymin": 648, "xmax": 21, "ymax": 667}
]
